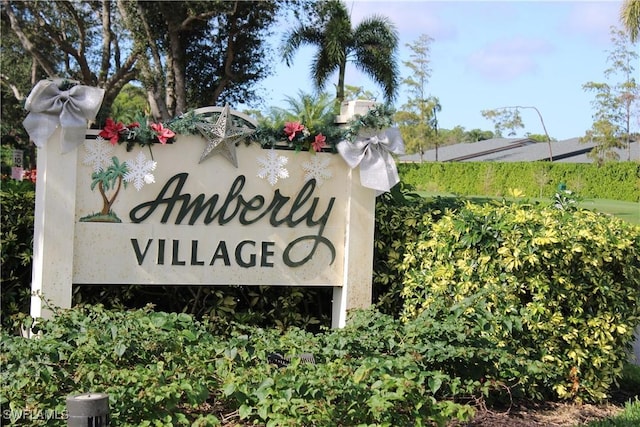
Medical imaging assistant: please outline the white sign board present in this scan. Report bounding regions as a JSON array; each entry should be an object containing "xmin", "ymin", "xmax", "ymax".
[
  {"xmin": 74, "ymin": 137, "xmax": 349, "ymax": 286},
  {"xmin": 31, "ymin": 109, "xmax": 376, "ymax": 328}
]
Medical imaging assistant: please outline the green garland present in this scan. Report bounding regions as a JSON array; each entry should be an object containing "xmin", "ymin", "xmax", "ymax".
[{"xmin": 100, "ymin": 104, "xmax": 397, "ymax": 153}]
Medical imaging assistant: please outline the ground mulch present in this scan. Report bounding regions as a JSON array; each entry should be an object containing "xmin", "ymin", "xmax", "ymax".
[
  {"xmin": 455, "ymin": 401, "xmax": 623, "ymax": 426},
  {"xmin": 454, "ymin": 389, "xmax": 638, "ymax": 427}
]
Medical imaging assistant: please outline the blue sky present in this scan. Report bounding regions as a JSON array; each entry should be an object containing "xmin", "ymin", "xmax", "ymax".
[{"xmin": 257, "ymin": 0, "xmax": 631, "ymax": 140}]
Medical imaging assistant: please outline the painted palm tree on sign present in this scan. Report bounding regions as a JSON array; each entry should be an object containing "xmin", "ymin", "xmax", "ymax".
[
  {"xmin": 281, "ymin": 0, "xmax": 399, "ymax": 104},
  {"xmin": 81, "ymin": 157, "xmax": 128, "ymax": 222}
]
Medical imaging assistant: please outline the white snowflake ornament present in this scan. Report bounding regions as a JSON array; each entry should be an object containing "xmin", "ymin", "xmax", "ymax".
[
  {"xmin": 124, "ymin": 151, "xmax": 157, "ymax": 191},
  {"xmin": 83, "ymin": 137, "xmax": 114, "ymax": 173},
  {"xmin": 301, "ymin": 155, "xmax": 333, "ymax": 186},
  {"xmin": 256, "ymin": 150, "xmax": 289, "ymax": 186}
]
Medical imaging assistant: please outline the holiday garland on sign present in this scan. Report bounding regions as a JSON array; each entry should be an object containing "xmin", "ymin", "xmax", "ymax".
[
  {"xmin": 98, "ymin": 102, "xmax": 398, "ymax": 154},
  {"xmin": 22, "ymin": 79, "xmax": 405, "ymax": 195}
]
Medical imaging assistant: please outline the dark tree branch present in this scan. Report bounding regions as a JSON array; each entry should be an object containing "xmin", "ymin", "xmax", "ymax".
[
  {"xmin": 3, "ymin": 0, "xmax": 58, "ymax": 77},
  {"xmin": 0, "ymin": 74, "xmax": 25, "ymax": 100}
]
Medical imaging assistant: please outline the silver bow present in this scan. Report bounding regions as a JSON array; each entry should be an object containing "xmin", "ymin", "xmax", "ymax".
[
  {"xmin": 337, "ymin": 128, "xmax": 405, "ymax": 194},
  {"xmin": 23, "ymin": 80, "xmax": 105, "ymax": 153}
]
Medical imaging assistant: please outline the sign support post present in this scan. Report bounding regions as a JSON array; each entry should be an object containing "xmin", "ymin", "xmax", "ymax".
[
  {"xmin": 31, "ymin": 129, "xmax": 77, "ymax": 319},
  {"xmin": 332, "ymin": 168, "xmax": 376, "ymax": 328}
]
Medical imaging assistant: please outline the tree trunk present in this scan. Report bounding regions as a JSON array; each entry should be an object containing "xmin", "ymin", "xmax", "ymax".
[
  {"xmin": 211, "ymin": 2, "xmax": 241, "ymax": 104},
  {"xmin": 163, "ymin": 9, "xmax": 184, "ymax": 116},
  {"xmin": 337, "ymin": 59, "xmax": 346, "ymax": 103},
  {"xmin": 99, "ymin": 0, "xmax": 112, "ymax": 83},
  {"xmin": 98, "ymin": 176, "xmax": 123, "ymax": 215},
  {"xmin": 98, "ymin": 181, "xmax": 110, "ymax": 215},
  {"xmin": 120, "ymin": 0, "xmax": 170, "ymax": 120},
  {"xmin": 110, "ymin": 176, "xmax": 124, "ymax": 210}
]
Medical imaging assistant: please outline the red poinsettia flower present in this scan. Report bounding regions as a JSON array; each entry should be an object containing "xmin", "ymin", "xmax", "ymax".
[
  {"xmin": 284, "ymin": 121, "xmax": 305, "ymax": 141},
  {"xmin": 150, "ymin": 122, "xmax": 175, "ymax": 144},
  {"xmin": 127, "ymin": 122, "xmax": 140, "ymax": 129},
  {"xmin": 23, "ymin": 169, "xmax": 37, "ymax": 183},
  {"xmin": 312, "ymin": 133, "xmax": 327, "ymax": 152},
  {"xmin": 99, "ymin": 118, "xmax": 126, "ymax": 145}
]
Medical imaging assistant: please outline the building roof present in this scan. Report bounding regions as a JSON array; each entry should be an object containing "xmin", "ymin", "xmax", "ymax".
[{"xmin": 399, "ymin": 137, "xmax": 640, "ymax": 163}]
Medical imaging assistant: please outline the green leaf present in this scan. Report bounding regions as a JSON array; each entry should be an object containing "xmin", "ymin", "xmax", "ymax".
[
  {"xmin": 239, "ymin": 404, "xmax": 253, "ymax": 419},
  {"xmin": 353, "ymin": 365, "xmax": 369, "ymax": 384},
  {"xmin": 428, "ymin": 376, "xmax": 442, "ymax": 394},
  {"xmin": 114, "ymin": 342, "xmax": 127, "ymax": 357},
  {"xmin": 221, "ymin": 382, "xmax": 236, "ymax": 397},
  {"xmin": 181, "ymin": 329, "xmax": 197, "ymax": 342}
]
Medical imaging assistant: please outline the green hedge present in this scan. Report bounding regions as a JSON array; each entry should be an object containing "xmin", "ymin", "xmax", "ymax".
[
  {"xmin": 1, "ymin": 180, "xmax": 35, "ymax": 326},
  {"xmin": 400, "ymin": 200, "xmax": 640, "ymax": 401},
  {"xmin": 398, "ymin": 162, "xmax": 640, "ymax": 202}
]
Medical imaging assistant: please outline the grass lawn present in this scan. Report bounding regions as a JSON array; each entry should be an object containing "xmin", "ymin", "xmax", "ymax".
[
  {"xmin": 578, "ymin": 198, "xmax": 640, "ymax": 226},
  {"xmin": 416, "ymin": 192, "xmax": 640, "ymax": 225}
]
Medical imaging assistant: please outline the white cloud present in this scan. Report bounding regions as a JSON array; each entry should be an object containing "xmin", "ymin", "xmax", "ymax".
[
  {"xmin": 467, "ymin": 37, "xmax": 553, "ymax": 82},
  {"xmin": 562, "ymin": 1, "xmax": 622, "ymax": 44},
  {"xmin": 349, "ymin": 1, "xmax": 457, "ymax": 42}
]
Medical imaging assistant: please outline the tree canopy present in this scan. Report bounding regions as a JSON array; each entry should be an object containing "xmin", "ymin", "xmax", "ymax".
[
  {"xmin": 1, "ymin": 0, "xmax": 308, "ymax": 124},
  {"xmin": 2, "ymin": 1, "xmax": 137, "ymax": 117},
  {"xmin": 582, "ymin": 26, "xmax": 639, "ymax": 163},
  {"xmin": 396, "ymin": 34, "xmax": 439, "ymax": 157}
]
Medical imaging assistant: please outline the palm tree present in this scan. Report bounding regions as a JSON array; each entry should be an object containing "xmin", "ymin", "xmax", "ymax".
[
  {"xmin": 281, "ymin": 0, "xmax": 399, "ymax": 104},
  {"xmin": 264, "ymin": 91, "xmax": 334, "ymax": 128},
  {"xmin": 280, "ymin": 91, "xmax": 336, "ymax": 130},
  {"xmin": 255, "ymin": 91, "xmax": 337, "ymax": 148},
  {"xmin": 620, "ymin": 0, "xmax": 640, "ymax": 42},
  {"xmin": 90, "ymin": 157, "xmax": 128, "ymax": 217}
]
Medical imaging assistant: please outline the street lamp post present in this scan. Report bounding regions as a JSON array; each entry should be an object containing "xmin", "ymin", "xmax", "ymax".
[{"xmin": 487, "ymin": 105, "xmax": 553, "ymax": 161}]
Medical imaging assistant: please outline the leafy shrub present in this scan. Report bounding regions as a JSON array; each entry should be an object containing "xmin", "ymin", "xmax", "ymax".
[
  {"xmin": 73, "ymin": 283, "xmax": 331, "ymax": 333},
  {"xmin": 1, "ymin": 179, "xmax": 35, "ymax": 327},
  {"xmin": 2, "ymin": 301, "xmax": 577, "ymax": 425},
  {"xmin": 1, "ymin": 305, "xmax": 223, "ymax": 426},
  {"xmin": 373, "ymin": 182, "xmax": 465, "ymax": 314},
  {"xmin": 2, "ymin": 305, "xmax": 496, "ymax": 426},
  {"xmin": 400, "ymin": 200, "xmax": 640, "ymax": 402},
  {"xmin": 399, "ymin": 162, "xmax": 640, "ymax": 202},
  {"xmin": 222, "ymin": 315, "xmax": 478, "ymax": 426}
]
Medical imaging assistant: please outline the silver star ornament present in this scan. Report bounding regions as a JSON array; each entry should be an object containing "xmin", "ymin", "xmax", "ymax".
[{"xmin": 196, "ymin": 104, "xmax": 254, "ymax": 167}]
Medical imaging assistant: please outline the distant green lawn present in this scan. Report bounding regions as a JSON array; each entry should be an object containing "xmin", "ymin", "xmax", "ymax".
[
  {"xmin": 417, "ymin": 192, "xmax": 640, "ymax": 225},
  {"xmin": 578, "ymin": 198, "xmax": 640, "ymax": 225}
]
